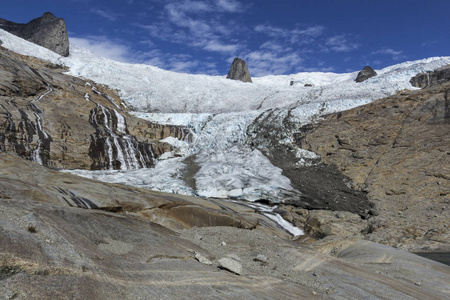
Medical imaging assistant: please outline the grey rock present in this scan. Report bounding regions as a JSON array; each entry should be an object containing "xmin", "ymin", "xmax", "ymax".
[
  {"xmin": 355, "ymin": 66, "xmax": 377, "ymax": 83},
  {"xmin": 226, "ymin": 254, "xmax": 242, "ymax": 262},
  {"xmin": 226, "ymin": 58, "xmax": 252, "ymax": 83},
  {"xmin": 0, "ymin": 12, "xmax": 69, "ymax": 56},
  {"xmin": 195, "ymin": 253, "xmax": 213, "ymax": 265},
  {"xmin": 410, "ymin": 64, "xmax": 450, "ymax": 88},
  {"xmin": 218, "ymin": 257, "xmax": 243, "ymax": 275},
  {"xmin": 254, "ymin": 254, "xmax": 267, "ymax": 263}
]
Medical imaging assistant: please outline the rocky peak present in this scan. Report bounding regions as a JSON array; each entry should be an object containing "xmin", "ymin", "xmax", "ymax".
[
  {"xmin": 226, "ymin": 58, "xmax": 252, "ymax": 83},
  {"xmin": 355, "ymin": 66, "xmax": 377, "ymax": 83},
  {"xmin": 0, "ymin": 12, "xmax": 69, "ymax": 57}
]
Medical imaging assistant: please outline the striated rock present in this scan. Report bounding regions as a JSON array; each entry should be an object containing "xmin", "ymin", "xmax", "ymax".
[
  {"xmin": 355, "ymin": 66, "xmax": 377, "ymax": 82},
  {"xmin": 410, "ymin": 64, "xmax": 450, "ymax": 88},
  {"xmin": 0, "ymin": 46, "xmax": 190, "ymax": 170},
  {"xmin": 0, "ymin": 153, "xmax": 449, "ymax": 299},
  {"xmin": 226, "ymin": 57, "xmax": 252, "ymax": 83},
  {"xmin": 300, "ymin": 82, "xmax": 450, "ymax": 251},
  {"xmin": 0, "ymin": 12, "xmax": 69, "ymax": 57}
]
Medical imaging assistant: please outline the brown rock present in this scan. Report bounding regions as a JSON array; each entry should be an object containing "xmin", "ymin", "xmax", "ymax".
[
  {"xmin": 0, "ymin": 46, "xmax": 189, "ymax": 170},
  {"xmin": 300, "ymin": 82, "xmax": 450, "ymax": 251}
]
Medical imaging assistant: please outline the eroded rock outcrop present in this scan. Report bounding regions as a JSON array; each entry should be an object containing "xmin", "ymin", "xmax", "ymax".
[
  {"xmin": 0, "ymin": 12, "xmax": 69, "ymax": 57},
  {"xmin": 410, "ymin": 64, "xmax": 450, "ymax": 88},
  {"xmin": 226, "ymin": 57, "xmax": 252, "ymax": 83},
  {"xmin": 0, "ymin": 46, "xmax": 190, "ymax": 170},
  {"xmin": 355, "ymin": 66, "xmax": 377, "ymax": 82}
]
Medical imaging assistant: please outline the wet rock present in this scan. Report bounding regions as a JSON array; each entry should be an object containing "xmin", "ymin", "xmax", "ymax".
[
  {"xmin": 355, "ymin": 66, "xmax": 377, "ymax": 83},
  {"xmin": 410, "ymin": 64, "xmax": 450, "ymax": 88},
  {"xmin": 226, "ymin": 58, "xmax": 252, "ymax": 83},
  {"xmin": 0, "ymin": 46, "xmax": 187, "ymax": 170},
  {"xmin": 218, "ymin": 257, "xmax": 242, "ymax": 275},
  {"xmin": 0, "ymin": 12, "xmax": 69, "ymax": 57}
]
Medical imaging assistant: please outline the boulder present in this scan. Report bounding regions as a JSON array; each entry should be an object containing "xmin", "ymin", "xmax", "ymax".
[
  {"xmin": 226, "ymin": 58, "xmax": 252, "ymax": 83},
  {"xmin": 0, "ymin": 12, "xmax": 69, "ymax": 57},
  {"xmin": 304, "ymin": 210, "xmax": 366, "ymax": 239},
  {"xmin": 410, "ymin": 64, "xmax": 450, "ymax": 88},
  {"xmin": 355, "ymin": 66, "xmax": 377, "ymax": 83},
  {"xmin": 218, "ymin": 257, "xmax": 243, "ymax": 275}
]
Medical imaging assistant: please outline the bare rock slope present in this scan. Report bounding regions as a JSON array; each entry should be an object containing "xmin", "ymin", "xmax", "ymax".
[{"xmin": 0, "ymin": 153, "xmax": 449, "ymax": 299}]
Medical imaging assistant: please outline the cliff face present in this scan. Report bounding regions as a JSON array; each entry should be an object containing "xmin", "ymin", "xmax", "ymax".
[
  {"xmin": 410, "ymin": 64, "xmax": 450, "ymax": 88},
  {"xmin": 0, "ymin": 12, "xmax": 70, "ymax": 57},
  {"xmin": 0, "ymin": 46, "xmax": 190, "ymax": 170}
]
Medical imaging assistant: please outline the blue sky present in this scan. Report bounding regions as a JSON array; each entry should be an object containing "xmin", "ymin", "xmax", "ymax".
[{"xmin": 2, "ymin": 0, "xmax": 449, "ymax": 76}]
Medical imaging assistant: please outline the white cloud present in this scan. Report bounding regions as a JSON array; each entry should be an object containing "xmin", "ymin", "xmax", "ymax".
[
  {"xmin": 254, "ymin": 24, "xmax": 325, "ymax": 43},
  {"xmin": 371, "ymin": 47, "xmax": 405, "ymax": 60},
  {"xmin": 203, "ymin": 41, "xmax": 239, "ymax": 53},
  {"xmin": 90, "ymin": 9, "xmax": 121, "ymax": 21},
  {"xmin": 325, "ymin": 35, "xmax": 360, "ymax": 52},
  {"xmin": 70, "ymin": 36, "xmax": 131, "ymax": 62},
  {"xmin": 216, "ymin": 0, "xmax": 244, "ymax": 12},
  {"xmin": 245, "ymin": 50, "xmax": 303, "ymax": 76}
]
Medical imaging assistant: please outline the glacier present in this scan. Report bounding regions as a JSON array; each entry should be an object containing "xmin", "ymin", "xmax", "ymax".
[{"xmin": 2, "ymin": 28, "xmax": 450, "ymax": 231}]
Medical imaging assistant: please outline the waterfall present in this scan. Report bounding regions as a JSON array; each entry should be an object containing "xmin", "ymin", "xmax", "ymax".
[
  {"xmin": 31, "ymin": 111, "xmax": 51, "ymax": 166},
  {"xmin": 89, "ymin": 104, "xmax": 155, "ymax": 171}
]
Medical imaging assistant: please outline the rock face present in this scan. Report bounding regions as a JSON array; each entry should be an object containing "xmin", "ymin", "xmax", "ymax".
[
  {"xmin": 299, "ymin": 83, "xmax": 450, "ymax": 251},
  {"xmin": 0, "ymin": 12, "xmax": 69, "ymax": 57},
  {"xmin": 0, "ymin": 46, "xmax": 190, "ymax": 170},
  {"xmin": 410, "ymin": 64, "xmax": 450, "ymax": 88},
  {"xmin": 355, "ymin": 66, "xmax": 377, "ymax": 83},
  {"xmin": 226, "ymin": 57, "xmax": 252, "ymax": 83}
]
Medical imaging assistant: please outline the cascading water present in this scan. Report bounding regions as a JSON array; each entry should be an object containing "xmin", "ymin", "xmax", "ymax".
[{"xmin": 89, "ymin": 104, "xmax": 156, "ymax": 170}]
